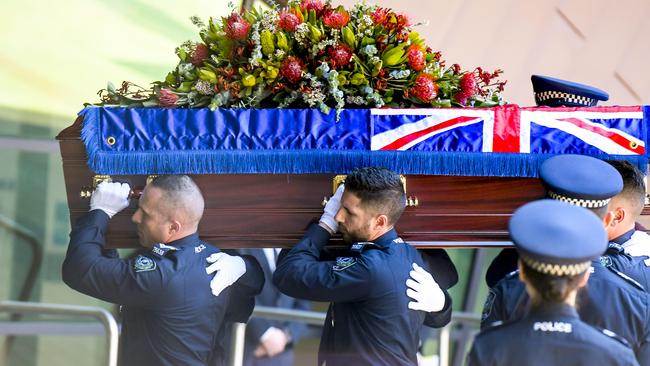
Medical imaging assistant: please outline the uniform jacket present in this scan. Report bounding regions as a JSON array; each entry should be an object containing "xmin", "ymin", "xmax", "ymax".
[
  {"xmin": 272, "ymin": 224, "xmax": 454, "ymax": 366},
  {"xmin": 469, "ymin": 303, "xmax": 639, "ymax": 366},
  {"xmin": 62, "ymin": 209, "xmax": 264, "ymax": 366},
  {"xmin": 481, "ymin": 260, "xmax": 650, "ymax": 364}
]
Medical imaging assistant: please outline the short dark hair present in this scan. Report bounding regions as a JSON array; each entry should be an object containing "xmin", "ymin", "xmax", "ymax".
[
  {"xmin": 607, "ymin": 160, "xmax": 646, "ymax": 216},
  {"xmin": 521, "ymin": 261, "xmax": 585, "ymax": 303},
  {"xmin": 345, "ymin": 167, "xmax": 406, "ymax": 225}
]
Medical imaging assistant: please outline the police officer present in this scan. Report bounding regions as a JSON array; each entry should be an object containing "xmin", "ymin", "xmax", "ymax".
[
  {"xmin": 485, "ymin": 74, "xmax": 610, "ymax": 288},
  {"xmin": 468, "ymin": 200, "xmax": 638, "ymax": 366},
  {"xmin": 482, "ymin": 156, "xmax": 650, "ymax": 363},
  {"xmin": 272, "ymin": 167, "xmax": 455, "ymax": 366},
  {"xmin": 62, "ymin": 175, "xmax": 264, "ymax": 366}
]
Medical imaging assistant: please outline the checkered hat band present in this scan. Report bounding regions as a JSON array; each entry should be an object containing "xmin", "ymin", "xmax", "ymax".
[
  {"xmin": 522, "ymin": 256, "xmax": 591, "ymax": 276},
  {"xmin": 548, "ymin": 191, "xmax": 610, "ymax": 208},
  {"xmin": 535, "ymin": 91, "xmax": 597, "ymax": 106}
]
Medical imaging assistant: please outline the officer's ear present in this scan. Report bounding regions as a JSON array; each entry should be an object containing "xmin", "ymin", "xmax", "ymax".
[
  {"xmin": 168, "ymin": 220, "xmax": 182, "ymax": 235},
  {"xmin": 374, "ymin": 214, "xmax": 389, "ymax": 230}
]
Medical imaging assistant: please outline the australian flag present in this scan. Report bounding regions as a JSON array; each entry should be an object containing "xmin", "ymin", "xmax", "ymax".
[{"xmin": 371, "ymin": 106, "xmax": 646, "ymax": 157}]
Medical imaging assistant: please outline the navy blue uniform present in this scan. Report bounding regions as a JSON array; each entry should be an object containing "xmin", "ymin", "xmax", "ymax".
[
  {"xmin": 62, "ymin": 210, "xmax": 264, "ymax": 366},
  {"xmin": 481, "ymin": 260, "xmax": 650, "ymax": 364},
  {"xmin": 272, "ymin": 224, "xmax": 453, "ymax": 366},
  {"xmin": 469, "ymin": 303, "xmax": 638, "ymax": 366}
]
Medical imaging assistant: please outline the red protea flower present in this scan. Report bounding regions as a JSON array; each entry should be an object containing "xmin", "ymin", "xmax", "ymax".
[
  {"xmin": 411, "ymin": 74, "xmax": 439, "ymax": 103},
  {"xmin": 328, "ymin": 44, "xmax": 353, "ymax": 68},
  {"xmin": 281, "ymin": 57, "xmax": 304, "ymax": 84},
  {"xmin": 371, "ymin": 7, "xmax": 389, "ymax": 25},
  {"xmin": 191, "ymin": 43, "xmax": 209, "ymax": 66},
  {"xmin": 396, "ymin": 13, "xmax": 410, "ymax": 29},
  {"xmin": 323, "ymin": 8, "xmax": 350, "ymax": 29},
  {"xmin": 407, "ymin": 45, "xmax": 425, "ymax": 71},
  {"xmin": 278, "ymin": 11, "xmax": 301, "ymax": 32},
  {"xmin": 455, "ymin": 72, "xmax": 478, "ymax": 105},
  {"xmin": 300, "ymin": 0, "xmax": 325, "ymax": 15},
  {"xmin": 224, "ymin": 13, "xmax": 251, "ymax": 40},
  {"xmin": 158, "ymin": 89, "xmax": 178, "ymax": 108}
]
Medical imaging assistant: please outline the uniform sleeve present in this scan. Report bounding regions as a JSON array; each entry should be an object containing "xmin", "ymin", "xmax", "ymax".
[
  {"xmin": 423, "ymin": 290, "xmax": 452, "ymax": 328},
  {"xmin": 61, "ymin": 210, "xmax": 166, "ymax": 307},
  {"xmin": 465, "ymin": 343, "xmax": 484, "ymax": 366},
  {"xmin": 273, "ymin": 224, "xmax": 371, "ymax": 302},
  {"xmin": 224, "ymin": 255, "xmax": 265, "ymax": 323},
  {"xmin": 636, "ymin": 306, "xmax": 650, "ymax": 365}
]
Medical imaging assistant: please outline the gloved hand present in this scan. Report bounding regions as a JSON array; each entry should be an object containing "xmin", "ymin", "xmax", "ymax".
[
  {"xmin": 320, "ymin": 184, "xmax": 345, "ymax": 233},
  {"xmin": 406, "ymin": 263, "xmax": 446, "ymax": 313},
  {"xmin": 90, "ymin": 181, "xmax": 131, "ymax": 218},
  {"xmin": 206, "ymin": 252, "xmax": 246, "ymax": 296}
]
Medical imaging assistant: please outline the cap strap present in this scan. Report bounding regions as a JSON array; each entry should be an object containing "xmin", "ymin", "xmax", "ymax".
[
  {"xmin": 522, "ymin": 255, "xmax": 592, "ymax": 276},
  {"xmin": 548, "ymin": 190, "xmax": 610, "ymax": 208}
]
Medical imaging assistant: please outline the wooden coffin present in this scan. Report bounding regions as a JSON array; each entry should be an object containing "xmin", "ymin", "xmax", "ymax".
[{"xmin": 57, "ymin": 116, "xmax": 550, "ymax": 249}]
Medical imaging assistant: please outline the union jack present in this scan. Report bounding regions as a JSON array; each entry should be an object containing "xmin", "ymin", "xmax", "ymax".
[{"xmin": 371, "ymin": 106, "xmax": 645, "ymax": 156}]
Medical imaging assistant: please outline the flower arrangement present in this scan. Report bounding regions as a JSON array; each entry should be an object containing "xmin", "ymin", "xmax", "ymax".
[{"xmin": 97, "ymin": 0, "xmax": 507, "ymax": 117}]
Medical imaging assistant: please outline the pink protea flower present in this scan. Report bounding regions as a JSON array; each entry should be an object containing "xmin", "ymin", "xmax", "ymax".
[
  {"xmin": 406, "ymin": 45, "xmax": 425, "ymax": 71},
  {"xmin": 281, "ymin": 57, "xmax": 304, "ymax": 84},
  {"xmin": 328, "ymin": 44, "xmax": 353, "ymax": 68},
  {"xmin": 411, "ymin": 74, "xmax": 439, "ymax": 103},
  {"xmin": 300, "ymin": 0, "xmax": 325, "ymax": 15},
  {"xmin": 224, "ymin": 13, "xmax": 251, "ymax": 40},
  {"xmin": 323, "ymin": 8, "xmax": 350, "ymax": 29},
  {"xmin": 158, "ymin": 89, "xmax": 178, "ymax": 108},
  {"xmin": 371, "ymin": 7, "xmax": 389, "ymax": 25},
  {"xmin": 191, "ymin": 43, "xmax": 209, "ymax": 66},
  {"xmin": 455, "ymin": 73, "xmax": 478, "ymax": 105},
  {"xmin": 278, "ymin": 11, "xmax": 301, "ymax": 32}
]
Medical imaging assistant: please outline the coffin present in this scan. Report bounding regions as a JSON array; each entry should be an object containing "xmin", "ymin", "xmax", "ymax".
[{"xmin": 56, "ymin": 106, "xmax": 649, "ymax": 248}]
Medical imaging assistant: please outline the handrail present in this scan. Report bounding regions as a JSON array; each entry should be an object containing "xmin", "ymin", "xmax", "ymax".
[
  {"xmin": 0, "ymin": 214, "xmax": 43, "ymax": 358},
  {"xmin": 0, "ymin": 301, "xmax": 119, "ymax": 366},
  {"xmin": 438, "ymin": 311, "xmax": 481, "ymax": 366},
  {"xmin": 229, "ymin": 306, "xmax": 480, "ymax": 366}
]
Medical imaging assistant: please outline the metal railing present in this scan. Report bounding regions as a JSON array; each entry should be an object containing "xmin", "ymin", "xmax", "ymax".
[
  {"xmin": 0, "ymin": 301, "xmax": 119, "ymax": 366},
  {"xmin": 229, "ymin": 306, "xmax": 480, "ymax": 366}
]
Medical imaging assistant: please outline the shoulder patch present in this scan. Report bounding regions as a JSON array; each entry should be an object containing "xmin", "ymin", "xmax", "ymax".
[
  {"xmin": 601, "ymin": 328, "xmax": 631, "ymax": 348},
  {"xmin": 333, "ymin": 257, "xmax": 357, "ymax": 271},
  {"xmin": 350, "ymin": 241, "xmax": 378, "ymax": 254},
  {"xmin": 134, "ymin": 255, "xmax": 157, "ymax": 273},
  {"xmin": 599, "ymin": 255, "xmax": 613, "ymax": 268},
  {"xmin": 481, "ymin": 289, "xmax": 496, "ymax": 321}
]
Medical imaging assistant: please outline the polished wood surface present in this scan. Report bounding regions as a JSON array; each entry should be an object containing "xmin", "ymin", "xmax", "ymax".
[{"xmin": 57, "ymin": 117, "xmax": 546, "ymax": 248}]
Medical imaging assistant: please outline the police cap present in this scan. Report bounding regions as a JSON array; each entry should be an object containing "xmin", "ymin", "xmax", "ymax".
[
  {"xmin": 509, "ymin": 199, "xmax": 608, "ymax": 276},
  {"xmin": 532, "ymin": 75, "xmax": 609, "ymax": 107},
  {"xmin": 539, "ymin": 154, "xmax": 623, "ymax": 208}
]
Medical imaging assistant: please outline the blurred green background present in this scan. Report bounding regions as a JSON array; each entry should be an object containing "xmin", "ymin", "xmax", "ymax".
[{"xmin": 0, "ymin": 1, "xmax": 498, "ymax": 365}]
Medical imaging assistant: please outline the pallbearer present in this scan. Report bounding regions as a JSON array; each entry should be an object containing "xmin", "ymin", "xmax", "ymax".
[{"xmin": 468, "ymin": 199, "xmax": 638, "ymax": 366}]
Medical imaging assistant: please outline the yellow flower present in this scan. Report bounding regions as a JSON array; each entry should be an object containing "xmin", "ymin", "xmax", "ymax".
[{"xmin": 242, "ymin": 74, "xmax": 256, "ymax": 87}]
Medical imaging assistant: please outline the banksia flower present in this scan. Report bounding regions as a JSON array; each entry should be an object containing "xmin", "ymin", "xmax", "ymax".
[
  {"xmin": 455, "ymin": 72, "xmax": 477, "ymax": 105},
  {"xmin": 328, "ymin": 44, "xmax": 353, "ymax": 69},
  {"xmin": 323, "ymin": 8, "xmax": 350, "ymax": 29},
  {"xmin": 158, "ymin": 89, "xmax": 179, "ymax": 107},
  {"xmin": 406, "ymin": 45, "xmax": 425, "ymax": 71},
  {"xmin": 411, "ymin": 74, "xmax": 438, "ymax": 103},
  {"xmin": 281, "ymin": 57, "xmax": 304, "ymax": 84},
  {"xmin": 224, "ymin": 13, "xmax": 251, "ymax": 40},
  {"xmin": 278, "ymin": 11, "xmax": 301, "ymax": 32},
  {"xmin": 191, "ymin": 43, "xmax": 209, "ymax": 66}
]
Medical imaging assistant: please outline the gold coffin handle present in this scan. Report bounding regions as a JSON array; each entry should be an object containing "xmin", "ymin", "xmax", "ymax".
[
  {"xmin": 80, "ymin": 175, "xmax": 159, "ymax": 199},
  {"xmin": 322, "ymin": 174, "xmax": 418, "ymax": 207}
]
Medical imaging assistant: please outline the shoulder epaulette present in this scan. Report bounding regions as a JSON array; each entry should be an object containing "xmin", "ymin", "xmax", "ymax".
[
  {"xmin": 350, "ymin": 241, "xmax": 380, "ymax": 254},
  {"xmin": 476, "ymin": 320, "xmax": 514, "ymax": 336},
  {"xmin": 504, "ymin": 270, "xmax": 519, "ymax": 280},
  {"xmin": 598, "ymin": 327, "xmax": 632, "ymax": 348},
  {"xmin": 150, "ymin": 243, "xmax": 180, "ymax": 258},
  {"xmin": 607, "ymin": 266, "xmax": 645, "ymax": 292}
]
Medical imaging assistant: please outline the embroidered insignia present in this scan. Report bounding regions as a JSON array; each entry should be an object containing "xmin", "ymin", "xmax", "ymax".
[
  {"xmin": 150, "ymin": 243, "xmax": 179, "ymax": 258},
  {"xmin": 195, "ymin": 244, "xmax": 206, "ymax": 253},
  {"xmin": 481, "ymin": 289, "xmax": 496, "ymax": 321},
  {"xmin": 599, "ymin": 255, "xmax": 612, "ymax": 268},
  {"xmin": 134, "ymin": 255, "xmax": 157, "ymax": 272},
  {"xmin": 333, "ymin": 257, "xmax": 357, "ymax": 271}
]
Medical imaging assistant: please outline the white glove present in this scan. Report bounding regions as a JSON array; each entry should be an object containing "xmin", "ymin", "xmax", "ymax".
[
  {"xmin": 90, "ymin": 181, "xmax": 131, "ymax": 218},
  {"xmin": 406, "ymin": 263, "xmax": 446, "ymax": 313},
  {"xmin": 320, "ymin": 184, "xmax": 345, "ymax": 233},
  {"xmin": 206, "ymin": 252, "xmax": 246, "ymax": 296}
]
